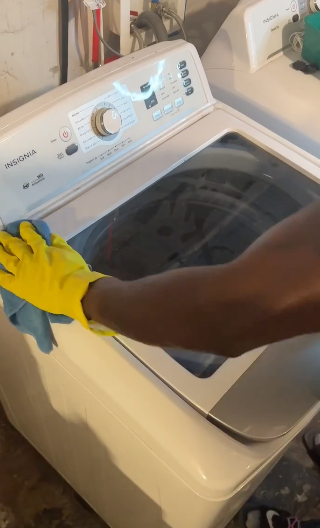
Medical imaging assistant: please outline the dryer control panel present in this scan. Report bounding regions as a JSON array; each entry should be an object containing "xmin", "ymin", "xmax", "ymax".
[
  {"xmin": 0, "ymin": 41, "xmax": 214, "ymax": 226},
  {"xmin": 215, "ymin": 0, "xmax": 306, "ymax": 74},
  {"xmin": 247, "ymin": 0, "xmax": 305, "ymax": 71}
]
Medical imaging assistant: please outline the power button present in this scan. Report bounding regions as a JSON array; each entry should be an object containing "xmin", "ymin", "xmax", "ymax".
[{"xmin": 59, "ymin": 126, "xmax": 72, "ymax": 142}]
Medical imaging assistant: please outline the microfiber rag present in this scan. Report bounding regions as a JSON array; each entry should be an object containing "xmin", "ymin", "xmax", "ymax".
[{"xmin": 0, "ymin": 220, "xmax": 72, "ymax": 354}]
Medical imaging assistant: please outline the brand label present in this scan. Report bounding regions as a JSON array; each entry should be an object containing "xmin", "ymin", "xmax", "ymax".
[
  {"xmin": 263, "ymin": 13, "xmax": 279, "ymax": 23},
  {"xmin": 5, "ymin": 150, "xmax": 37, "ymax": 170}
]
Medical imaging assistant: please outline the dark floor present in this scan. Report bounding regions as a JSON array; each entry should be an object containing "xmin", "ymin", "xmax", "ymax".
[{"xmin": 1, "ymin": 404, "xmax": 320, "ymax": 528}]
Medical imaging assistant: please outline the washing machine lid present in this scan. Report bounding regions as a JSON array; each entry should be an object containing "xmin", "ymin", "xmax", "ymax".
[{"xmin": 68, "ymin": 125, "xmax": 320, "ymax": 441}]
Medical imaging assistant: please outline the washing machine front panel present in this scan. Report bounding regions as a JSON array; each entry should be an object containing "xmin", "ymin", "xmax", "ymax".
[
  {"xmin": 68, "ymin": 129, "xmax": 320, "ymax": 440},
  {"xmin": 0, "ymin": 40, "xmax": 213, "ymax": 227}
]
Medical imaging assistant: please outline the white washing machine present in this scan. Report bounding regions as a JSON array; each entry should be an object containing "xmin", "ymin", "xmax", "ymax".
[
  {"xmin": 202, "ymin": 0, "xmax": 320, "ymax": 158},
  {"xmin": 1, "ymin": 40, "xmax": 320, "ymax": 528}
]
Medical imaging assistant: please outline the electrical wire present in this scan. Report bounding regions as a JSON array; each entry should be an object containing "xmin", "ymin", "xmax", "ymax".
[
  {"xmin": 159, "ymin": 6, "xmax": 187, "ymax": 40},
  {"xmin": 289, "ymin": 31, "xmax": 304, "ymax": 52},
  {"xmin": 130, "ymin": 22, "xmax": 144, "ymax": 50},
  {"xmin": 92, "ymin": 9, "xmax": 123, "ymax": 58},
  {"xmin": 59, "ymin": 0, "xmax": 69, "ymax": 84}
]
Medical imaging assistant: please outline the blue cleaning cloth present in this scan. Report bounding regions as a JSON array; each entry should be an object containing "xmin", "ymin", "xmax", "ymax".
[{"xmin": 0, "ymin": 220, "xmax": 72, "ymax": 354}]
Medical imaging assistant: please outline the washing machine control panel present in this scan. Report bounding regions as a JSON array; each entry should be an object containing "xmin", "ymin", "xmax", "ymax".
[
  {"xmin": 0, "ymin": 42, "xmax": 213, "ymax": 225},
  {"xmin": 93, "ymin": 107, "xmax": 122, "ymax": 137}
]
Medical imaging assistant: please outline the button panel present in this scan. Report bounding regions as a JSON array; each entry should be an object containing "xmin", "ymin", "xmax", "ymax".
[
  {"xmin": 180, "ymin": 69, "xmax": 189, "ymax": 79},
  {"xmin": 59, "ymin": 126, "xmax": 72, "ymax": 142},
  {"xmin": 0, "ymin": 46, "xmax": 212, "ymax": 225},
  {"xmin": 66, "ymin": 143, "xmax": 79, "ymax": 156},
  {"xmin": 153, "ymin": 109, "xmax": 162, "ymax": 121},
  {"xmin": 185, "ymin": 87, "xmax": 194, "ymax": 96},
  {"xmin": 175, "ymin": 97, "xmax": 184, "ymax": 108},
  {"xmin": 177, "ymin": 60, "xmax": 187, "ymax": 70},
  {"xmin": 164, "ymin": 103, "xmax": 173, "ymax": 115},
  {"xmin": 290, "ymin": 0, "xmax": 297, "ymax": 11}
]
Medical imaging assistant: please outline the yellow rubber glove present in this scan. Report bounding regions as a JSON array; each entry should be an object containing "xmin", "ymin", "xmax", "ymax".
[{"xmin": 0, "ymin": 222, "xmax": 104, "ymax": 329}]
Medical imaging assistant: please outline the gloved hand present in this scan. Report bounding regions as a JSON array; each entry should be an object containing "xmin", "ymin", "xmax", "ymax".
[{"xmin": 0, "ymin": 222, "xmax": 104, "ymax": 328}]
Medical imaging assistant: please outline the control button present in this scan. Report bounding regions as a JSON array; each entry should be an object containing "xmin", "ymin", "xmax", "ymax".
[
  {"xmin": 292, "ymin": 13, "xmax": 299, "ymax": 21},
  {"xmin": 185, "ymin": 87, "xmax": 194, "ymax": 96},
  {"xmin": 177, "ymin": 60, "xmax": 187, "ymax": 70},
  {"xmin": 95, "ymin": 108, "xmax": 122, "ymax": 136},
  {"xmin": 183, "ymin": 78, "xmax": 192, "ymax": 87},
  {"xmin": 290, "ymin": 0, "xmax": 297, "ymax": 11},
  {"xmin": 65, "ymin": 143, "xmax": 79, "ymax": 156},
  {"xmin": 175, "ymin": 97, "xmax": 184, "ymax": 108},
  {"xmin": 180, "ymin": 69, "xmax": 189, "ymax": 78},
  {"xmin": 153, "ymin": 109, "xmax": 162, "ymax": 121},
  {"xmin": 164, "ymin": 103, "xmax": 173, "ymax": 115},
  {"xmin": 59, "ymin": 126, "xmax": 72, "ymax": 142}
]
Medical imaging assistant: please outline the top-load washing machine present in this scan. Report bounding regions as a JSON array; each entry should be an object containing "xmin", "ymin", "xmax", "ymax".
[
  {"xmin": 202, "ymin": 0, "xmax": 320, "ymax": 158},
  {"xmin": 0, "ymin": 40, "xmax": 320, "ymax": 528}
]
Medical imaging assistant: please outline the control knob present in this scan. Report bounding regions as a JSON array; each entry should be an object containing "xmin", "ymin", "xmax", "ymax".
[
  {"xmin": 95, "ymin": 108, "xmax": 122, "ymax": 136},
  {"xmin": 310, "ymin": 0, "xmax": 320, "ymax": 11}
]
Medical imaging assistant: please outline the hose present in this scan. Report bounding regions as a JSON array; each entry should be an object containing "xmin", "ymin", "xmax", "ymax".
[
  {"xmin": 92, "ymin": 9, "xmax": 123, "ymax": 58},
  {"xmin": 130, "ymin": 22, "xmax": 144, "ymax": 50},
  {"xmin": 135, "ymin": 10, "xmax": 168, "ymax": 42},
  {"xmin": 59, "ymin": 0, "xmax": 69, "ymax": 84},
  {"xmin": 159, "ymin": 6, "xmax": 187, "ymax": 40}
]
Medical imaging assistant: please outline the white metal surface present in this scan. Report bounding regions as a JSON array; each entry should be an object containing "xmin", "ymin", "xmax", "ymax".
[
  {"xmin": 2, "ymin": 309, "xmax": 318, "ymax": 528},
  {"xmin": 0, "ymin": 41, "xmax": 320, "ymax": 528},
  {"xmin": 202, "ymin": 0, "xmax": 320, "ymax": 158}
]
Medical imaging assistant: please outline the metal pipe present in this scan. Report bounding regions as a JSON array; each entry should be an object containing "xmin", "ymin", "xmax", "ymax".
[
  {"xmin": 130, "ymin": 22, "xmax": 144, "ymax": 50},
  {"xmin": 158, "ymin": 6, "xmax": 187, "ymax": 41}
]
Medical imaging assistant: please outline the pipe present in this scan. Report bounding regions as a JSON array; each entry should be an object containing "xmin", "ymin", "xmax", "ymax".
[
  {"xmin": 92, "ymin": 9, "xmax": 123, "ymax": 57},
  {"xmin": 59, "ymin": 0, "xmax": 69, "ymax": 85},
  {"xmin": 130, "ymin": 22, "xmax": 144, "ymax": 50},
  {"xmin": 158, "ymin": 6, "xmax": 187, "ymax": 41},
  {"xmin": 135, "ymin": 10, "xmax": 168, "ymax": 43}
]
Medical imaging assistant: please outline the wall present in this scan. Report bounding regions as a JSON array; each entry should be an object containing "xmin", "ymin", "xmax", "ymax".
[
  {"xmin": 0, "ymin": 0, "xmax": 238, "ymax": 117},
  {"xmin": 0, "ymin": 0, "xmax": 91, "ymax": 117},
  {"xmin": 185, "ymin": 0, "xmax": 240, "ymax": 57}
]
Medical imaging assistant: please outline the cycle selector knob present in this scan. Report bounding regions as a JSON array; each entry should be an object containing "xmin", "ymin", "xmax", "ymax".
[{"xmin": 95, "ymin": 108, "xmax": 122, "ymax": 136}]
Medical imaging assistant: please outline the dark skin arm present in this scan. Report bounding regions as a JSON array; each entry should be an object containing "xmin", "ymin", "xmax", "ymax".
[{"xmin": 83, "ymin": 200, "xmax": 320, "ymax": 357}]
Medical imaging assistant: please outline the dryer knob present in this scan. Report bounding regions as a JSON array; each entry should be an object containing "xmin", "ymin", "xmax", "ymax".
[{"xmin": 95, "ymin": 108, "xmax": 122, "ymax": 136}]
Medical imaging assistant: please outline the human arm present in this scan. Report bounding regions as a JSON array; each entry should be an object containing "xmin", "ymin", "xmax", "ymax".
[
  {"xmin": 2, "ymin": 200, "xmax": 320, "ymax": 358},
  {"xmin": 82, "ymin": 198, "xmax": 320, "ymax": 356}
]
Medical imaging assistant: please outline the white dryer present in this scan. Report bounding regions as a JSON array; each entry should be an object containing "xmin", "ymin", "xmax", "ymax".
[
  {"xmin": 202, "ymin": 0, "xmax": 320, "ymax": 158},
  {"xmin": 0, "ymin": 40, "xmax": 320, "ymax": 528}
]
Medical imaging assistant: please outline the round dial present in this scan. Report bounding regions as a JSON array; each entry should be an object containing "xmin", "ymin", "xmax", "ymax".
[
  {"xmin": 310, "ymin": 0, "xmax": 320, "ymax": 11},
  {"xmin": 95, "ymin": 108, "xmax": 122, "ymax": 137}
]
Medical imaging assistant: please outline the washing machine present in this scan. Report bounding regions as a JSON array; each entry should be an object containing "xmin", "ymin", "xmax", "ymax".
[
  {"xmin": 1, "ymin": 40, "xmax": 320, "ymax": 528},
  {"xmin": 202, "ymin": 0, "xmax": 320, "ymax": 159}
]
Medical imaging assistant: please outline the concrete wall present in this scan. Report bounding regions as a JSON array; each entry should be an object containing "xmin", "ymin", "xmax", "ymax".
[
  {"xmin": 0, "ymin": 0, "xmax": 91, "ymax": 117},
  {"xmin": 185, "ymin": 0, "xmax": 239, "ymax": 57},
  {"xmin": 0, "ymin": 0, "xmax": 238, "ymax": 117}
]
